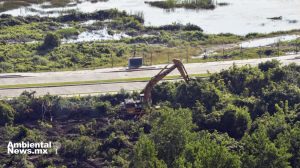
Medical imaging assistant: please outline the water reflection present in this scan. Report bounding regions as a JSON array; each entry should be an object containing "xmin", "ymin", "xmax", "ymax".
[{"xmin": 1, "ymin": 0, "xmax": 300, "ymax": 35}]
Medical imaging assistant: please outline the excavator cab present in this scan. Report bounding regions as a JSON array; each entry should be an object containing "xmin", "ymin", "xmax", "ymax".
[
  {"xmin": 122, "ymin": 59, "xmax": 190, "ymax": 114},
  {"xmin": 121, "ymin": 95, "xmax": 143, "ymax": 114}
]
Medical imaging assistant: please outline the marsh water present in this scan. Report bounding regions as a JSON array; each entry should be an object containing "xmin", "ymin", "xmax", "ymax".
[
  {"xmin": 1, "ymin": 0, "xmax": 300, "ymax": 35},
  {"xmin": 62, "ymin": 27, "xmax": 130, "ymax": 43},
  {"xmin": 240, "ymin": 34, "xmax": 300, "ymax": 48}
]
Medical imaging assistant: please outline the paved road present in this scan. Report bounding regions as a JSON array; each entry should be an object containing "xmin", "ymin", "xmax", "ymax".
[
  {"xmin": 0, "ymin": 55, "xmax": 299, "ymax": 98},
  {"xmin": 0, "ymin": 81, "xmax": 148, "ymax": 98}
]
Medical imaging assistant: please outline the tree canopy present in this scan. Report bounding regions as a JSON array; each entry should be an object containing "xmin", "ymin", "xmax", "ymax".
[{"xmin": 1, "ymin": 61, "xmax": 300, "ymax": 168}]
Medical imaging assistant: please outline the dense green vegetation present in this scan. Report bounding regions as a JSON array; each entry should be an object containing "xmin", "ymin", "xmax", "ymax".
[{"xmin": 1, "ymin": 60, "xmax": 300, "ymax": 167}]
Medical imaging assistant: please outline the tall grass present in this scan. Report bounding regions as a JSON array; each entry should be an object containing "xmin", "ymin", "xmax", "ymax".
[
  {"xmin": 0, "ymin": 0, "xmax": 72, "ymax": 12},
  {"xmin": 166, "ymin": 0, "xmax": 178, "ymax": 7},
  {"xmin": 146, "ymin": 0, "xmax": 215, "ymax": 9},
  {"xmin": 182, "ymin": 0, "xmax": 214, "ymax": 7}
]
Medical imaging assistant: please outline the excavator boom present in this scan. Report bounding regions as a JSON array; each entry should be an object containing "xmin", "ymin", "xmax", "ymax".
[
  {"xmin": 122, "ymin": 59, "xmax": 190, "ymax": 114},
  {"xmin": 142, "ymin": 59, "xmax": 190, "ymax": 105}
]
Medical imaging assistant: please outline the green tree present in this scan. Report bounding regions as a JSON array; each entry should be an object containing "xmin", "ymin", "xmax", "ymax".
[
  {"xmin": 192, "ymin": 101, "xmax": 221, "ymax": 131},
  {"xmin": 176, "ymin": 133, "xmax": 241, "ymax": 168},
  {"xmin": 241, "ymin": 126, "xmax": 292, "ymax": 168},
  {"xmin": 275, "ymin": 126, "xmax": 300, "ymax": 168},
  {"xmin": 258, "ymin": 59, "xmax": 281, "ymax": 72},
  {"xmin": 213, "ymin": 65, "xmax": 266, "ymax": 95},
  {"xmin": 0, "ymin": 101, "xmax": 15, "ymax": 126},
  {"xmin": 12, "ymin": 125, "xmax": 44, "ymax": 142},
  {"xmin": 261, "ymin": 104, "xmax": 290, "ymax": 140},
  {"xmin": 261, "ymin": 82, "xmax": 300, "ymax": 114},
  {"xmin": 42, "ymin": 33, "xmax": 61, "ymax": 49},
  {"xmin": 60, "ymin": 136, "xmax": 100, "ymax": 160},
  {"xmin": 152, "ymin": 82, "xmax": 176, "ymax": 104},
  {"xmin": 274, "ymin": 63, "xmax": 300, "ymax": 87},
  {"xmin": 94, "ymin": 101, "xmax": 113, "ymax": 116},
  {"xmin": 220, "ymin": 105, "xmax": 252, "ymax": 139},
  {"xmin": 287, "ymin": 125, "xmax": 300, "ymax": 168},
  {"xmin": 175, "ymin": 80, "xmax": 220, "ymax": 111},
  {"xmin": 150, "ymin": 107, "xmax": 196, "ymax": 167},
  {"xmin": 131, "ymin": 135, "xmax": 167, "ymax": 168}
]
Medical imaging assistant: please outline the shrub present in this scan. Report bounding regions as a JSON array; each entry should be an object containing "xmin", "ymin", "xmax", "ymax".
[
  {"xmin": 264, "ymin": 49, "xmax": 275, "ymax": 56},
  {"xmin": 12, "ymin": 125, "xmax": 44, "ymax": 142},
  {"xmin": 131, "ymin": 135, "xmax": 167, "ymax": 168},
  {"xmin": 150, "ymin": 107, "xmax": 195, "ymax": 166},
  {"xmin": 32, "ymin": 56, "xmax": 49, "ymax": 66},
  {"xmin": 182, "ymin": 23, "xmax": 203, "ymax": 31},
  {"xmin": 245, "ymin": 32, "xmax": 260, "ymax": 39},
  {"xmin": 94, "ymin": 101, "xmax": 113, "ymax": 116},
  {"xmin": 0, "ymin": 62, "xmax": 13, "ymax": 72},
  {"xmin": 41, "ymin": 33, "xmax": 61, "ymax": 49},
  {"xmin": 56, "ymin": 28, "xmax": 79, "ymax": 38},
  {"xmin": 0, "ymin": 101, "xmax": 15, "ymax": 126},
  {"xmin": 60, "ymin": 136, "xmax": 100, "ymax": 160},
  {"xmin": 220, "ymin": 105, "xmax": 252, "ymax": 139},
  {"xmin": 241, "ymin": 127, "xmax": 292, "ymax": 168},
  {"xmin": 176, "ymin": 133, "xmax": 241, "ymax": 168},
  {"xmin": 258, "ymin": 59, "xmax": 281, "ymax": 72},
  {"xmin": 116, "ymin": 48, "xmax": 125, "ymax": 57}
]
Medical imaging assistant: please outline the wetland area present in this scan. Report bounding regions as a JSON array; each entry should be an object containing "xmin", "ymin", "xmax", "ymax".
[
  {"xmin": 0, "ymin": 0, "xmax": 299, "ymax": 73},
  {"xmin": 1, "ymin": 1, "xmax": 300, "ymax": 168},
  {"xmin": 1, "ymin": 0, "xmax": 300, "ymax": 34}
]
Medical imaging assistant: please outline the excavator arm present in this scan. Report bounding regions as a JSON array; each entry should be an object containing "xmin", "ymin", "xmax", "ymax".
[{"xmin": 142, "ymin": 59, "xmax": 190, "ymax": 105}]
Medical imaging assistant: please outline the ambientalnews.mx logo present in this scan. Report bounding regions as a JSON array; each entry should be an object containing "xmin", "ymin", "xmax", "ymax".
[{"xmin": 7, "ymin": 141, "xmax": 57, "ymax": 155}]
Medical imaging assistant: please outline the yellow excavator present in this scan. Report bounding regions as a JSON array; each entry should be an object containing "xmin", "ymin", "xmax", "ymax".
[{"xmin": 121, "ymin": 59, "xmax": 190, "ymax": 114}]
